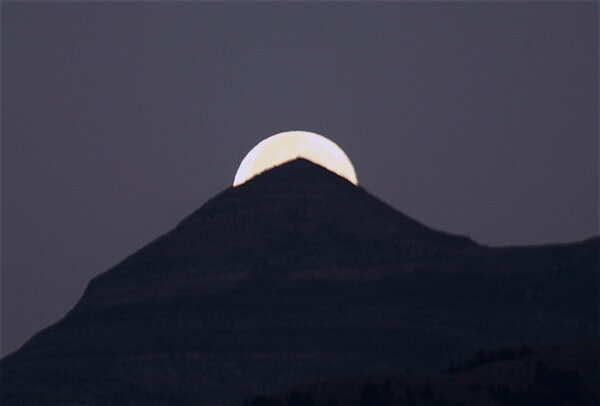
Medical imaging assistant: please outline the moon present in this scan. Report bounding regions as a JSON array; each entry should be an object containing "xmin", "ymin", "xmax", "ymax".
[{"xmin": 233, "ymin": 131, "xmax": 358, "ymax": 187}]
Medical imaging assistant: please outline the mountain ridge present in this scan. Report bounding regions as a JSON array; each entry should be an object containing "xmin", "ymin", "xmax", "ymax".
[{"xmin": 1, "ymin": 158, "xmax": 597, "ymax": 405}]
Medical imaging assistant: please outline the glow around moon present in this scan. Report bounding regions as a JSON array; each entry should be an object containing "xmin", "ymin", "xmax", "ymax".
[{"xmin": 233, "ymin": 131, "xmax": 358, "ymax": 186}]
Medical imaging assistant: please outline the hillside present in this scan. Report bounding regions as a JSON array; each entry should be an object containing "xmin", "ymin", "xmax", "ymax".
[{"xmin": 1, "ymin": 159, "xmax": 597, "ymax": 405}]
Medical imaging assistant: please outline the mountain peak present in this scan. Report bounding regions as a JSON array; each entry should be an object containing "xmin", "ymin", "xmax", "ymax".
[
  {"xmin": 239, "ymin": 157, "xmax": 358, "ymax": 187},
  {"xmin": 179, "ymin": 157, "xmax": 474, "ymax": 250},
  {"xmin": 70, "ymin": 157, "xmax": 475, "ymax": 315},
  {"xmin": 1, "ymin": 154, "xmax": 596, "ymax": 405}
]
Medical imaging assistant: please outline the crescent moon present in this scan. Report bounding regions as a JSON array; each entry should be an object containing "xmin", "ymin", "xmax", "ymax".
[{"xmin": 233, "ymin": 131, "xmax": 358, "ymax": 186}]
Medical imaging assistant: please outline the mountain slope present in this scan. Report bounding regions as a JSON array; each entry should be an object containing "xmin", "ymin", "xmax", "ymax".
[
  {"xmin": 247, "ymin": 342, "xmax": 600, "ymax": 406},
  {"xmin": 1, "ymin": 159, "xmax": 597, "ymax": 405}
]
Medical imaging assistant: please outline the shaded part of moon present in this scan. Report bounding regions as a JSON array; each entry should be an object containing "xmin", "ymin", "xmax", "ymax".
[{"xmin": 233, "ymin": 131, "xmax": 358, "ymax": 186}]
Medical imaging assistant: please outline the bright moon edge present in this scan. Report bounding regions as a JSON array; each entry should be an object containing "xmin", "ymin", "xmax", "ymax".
[{"xmin": 233, "ymin": 131, "xmax": 359, "ymax": 187}]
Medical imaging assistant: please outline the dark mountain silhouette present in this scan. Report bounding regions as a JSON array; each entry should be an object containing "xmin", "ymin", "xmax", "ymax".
[
  {"xmin": 1, "ymin": 159, "xmax": 598, "ymax": 405},
  {"xmin": 246, "ymin": 342, "xmax": 600, "ymax": 406}
]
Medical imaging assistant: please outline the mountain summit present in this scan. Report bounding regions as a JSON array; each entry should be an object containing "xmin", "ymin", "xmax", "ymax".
[{"xmin": 1, "ymin": 159, "xmax": 597, "ymax": 405}]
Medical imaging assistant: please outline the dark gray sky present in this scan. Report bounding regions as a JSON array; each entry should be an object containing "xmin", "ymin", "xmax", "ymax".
[{"xmin": 2, "ymin": 2, "xmax": 597, "ymax": 356}]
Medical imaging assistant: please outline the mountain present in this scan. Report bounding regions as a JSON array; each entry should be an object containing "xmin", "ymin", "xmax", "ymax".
[
  {"xmin": 1, "ymin": 159, "xmax": 598, "ymax": 405},
  {"xmin": 245, "ymin": 342, "xmax": 600, "ymax": 406}
]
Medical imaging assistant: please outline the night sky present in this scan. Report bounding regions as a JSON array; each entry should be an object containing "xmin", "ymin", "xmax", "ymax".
[{"xmin": 2, "ymin": 2, "xmax": 597, "ymax": 356}]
